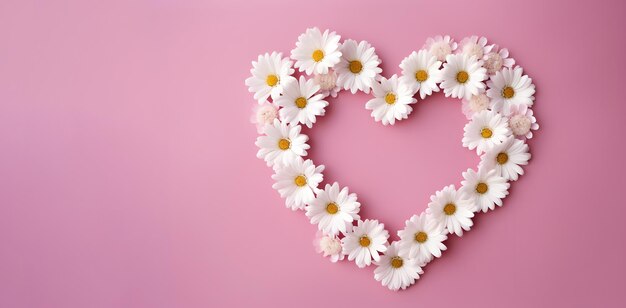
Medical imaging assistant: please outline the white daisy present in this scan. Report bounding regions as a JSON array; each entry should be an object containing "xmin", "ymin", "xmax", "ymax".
[
  {"xmin": 427, "ymin": 185, "xmax": 474, "ymax": 236},
  {"xmin": 336, "ymin": 39, "xmax": 382, "ymax": 94},
  {"xmin": 460, "ymin": 168, "xmax": 510, "ymax": 213},
  {"xmin": 365, "ymin": 74, "xmax": 417, "ymax": 125},
  {"xmin": 483, "ymin": 45, "xmax": 516, "ymax": 75},
  {"xmin": 306, "ymin": 182, "xmax": 361, "ymax": 236},
  {"xmin": 440, "ymin": 54, "xmax": 487, "ymax": 100},
  {"xmin": 508, "ymin": 104, "xmax": 539, "ymax": 139},
  {"xmin": 313, "ymin": 231, "xmax": 344, "ymax": 263},
  {"xmin": 342, "ymin": 219, "xmax": 389, "ymax": 268},
  {"xmin": 480, "ymin": 136, "xmax": 531, "ymax": 181},
  {"xmin": 399, "ymin": 49, "xmax": 443, "ymax": 99},
  {"xmin": 458, "ymin": 36, "xmax": 494, "ymax": 60},
  {"xmin": 275, "ymin": 76, "xmax": 328, "ymax": 128},
  {"xmin": 423, "ymin": 35, "xmax": 458, "ymax": 62},
  {"xmin": 462, "ymin": 110, "xmax": 511, "ymax": 154},
  {"xmin": 374, "ymin": 242, "xmax": 423, "ymax": 291},
  {"xmin": 487, "ymin": 66, "xmax": 536, "ymax": 115},
  {"xmin": 255, "ymin": 119, "xmax": 310, "ymax": 168},
  {"xmin": 397, "ymin": 213, "xmax": 447, "ymax": 265},
  {"xmin": 313, "ymin": 69, "xmax": 340, "ymax": 98},
  {"xmin": 250, "ymin": 101, "xmax": 279, "ymax": 134},
  {"xmin": 271, "ymin": 158, "xmax": 324, "ymax": 210},
  {"xmin": 245, "ymin": 52, "xmax": 296, "ymax": 103},
  {"xmin": 291, "ymin": 27, "xmax": 342, "ymax": 75}
]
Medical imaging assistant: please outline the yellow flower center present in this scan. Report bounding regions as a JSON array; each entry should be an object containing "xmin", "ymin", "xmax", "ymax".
[
  {"xmin": 444, "ymin": 203, "xmax": 456, "ymax": 215},
  {"xmin": 415, "ymin": 231, "xmax": 428, "ymax": 243},
  {"xmin": 295, "ymin": 97, "xmax": 307, "ymax": 109},
  {"xmin": 456, "ymin": 71, "xmax": 469, "ymax": 83},
  {"xmin": 312, "ymin": 49, "xmax": 324, "ymax": 62},
  {"xmin": 349, "ymin": 60, "xmax": 363, "ymax": 74},
  {"xmin": 294, "ymin": 175, "xmax": 307, "ymax": 187},
  {"xmin": 384, "ymin": 92, "xmax": 397, "ymax": 105},
  {"xmin": 277, "ymin": 138, "xmax": 290, "ymax": 150},
  {"xmin": 497, "ymin": 152, "xmax": 509, "ymax": 165},
  {"xmin": 326, "ymin": 202, "xmax": 339, "ymax": 214},
  {"xmin": 391, "ymin": 257, "xmax": 404, "ymax": 268},
  {"xmin": 415, "ymin": 70, "xmax": 429, "ymax": 82},
  {"xmin": 481, "ymin": 127, "xmax": 493, "ymax": 138},
  {"xmin": 502, "ymin": 86, "xmax": 515, "ymax": 99},
  {"xmin": 476, "ymin": 182, "xmax": 488, "ymax": 194},
  {"xmin": 266, "ymin": 74, "xmax": 279, "ymax": 87},
  {"xmin": 359, "ymin": 236, "xmax": 371, "ymax": 247}
]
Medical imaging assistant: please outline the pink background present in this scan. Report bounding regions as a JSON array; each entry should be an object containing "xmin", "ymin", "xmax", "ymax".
[{"xmin": 2, "ymin": 0, "xmax": 626, "ymax": 307}]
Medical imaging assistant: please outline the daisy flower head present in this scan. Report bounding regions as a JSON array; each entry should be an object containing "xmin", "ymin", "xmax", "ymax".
[
  {"xmin": 460, "ymin": 168, "xmax": 510, "ymax": 213},
  {"xmin": 275, "ymin": 76, "xmax": 329, "ymax": 128},
  {"xmin": 256, "ymin": 119, "xmax": 310, "ymax": 168},
  {"xmin": 397, "ymin": 213, "xmax": 447, "ymax": 265},
  {"xmin": 245, "ymin": 52, "xmax": 296, "ymax": 103},
  {"xmin": 487, "ymin": 66, "xmax": 536, "ymax": 115},
  {"xmin": 336, "ymin": 39, "xmax": 382, "ymax": 94},
  {"xmin": 427, "ymin": 185, "xmax": 474, "ymax": 236},
  {"xmin": 461, "ymin": 93, "xmax": 491, "ymax": 120},
  {"xmin": 374, "ymin": 242, "xmax": 423, "ymax": 291},
  {"xmin": 313, "ymin": 231, "xmax": 344, "ymax": 263},
  {"xmin": 365, "ymin": 74, "xmax": 417, "ymax": 125},
  {"xmin": 271, "ymin": 158, "xmax": 324, "ymax": 210},
  {"xmin": 483, "ymin": 45, "xmax": 516, "ymax": 75},
  {"xmin": 291, "ymin": 27, "xmax": 342, "ymax": 75},
  {"xmin": 250, "ymin": 101, "xmax": 279, "ymax": 133},
  {"xmin": 458, "ymin": 36, "xmax": 494, "ymax": 60},
  {"xmin": 462, "ymin": 110, "xmax": 511, "ymax": 154},
  {"xmin": 441, "ymin": 54, "xmax": 487, "ymax": 100},
  {"xmin": 480, "ymin": 136, "xmax": 531, "ymax": 181},
  {"xmin": 399, "ymin": 49, "xmax": 443, "ymax": 99},
  {"xmin": 342, "ymin": 219, "xmax": 389, "ymax": 268},
  {"xmin": 306, "ymin": 182, "xmax": 361, "ymax": 236},
  {"xmin": 313, "ymin": 69, "xmax": 340, "ymax": 98},
  {"xmin": 508, "ymin": 104, "xmax": 539, "ymax": 139},
  {"xmin": 423, "ymin": 35, "xmax": 458, "ymax": 62}
]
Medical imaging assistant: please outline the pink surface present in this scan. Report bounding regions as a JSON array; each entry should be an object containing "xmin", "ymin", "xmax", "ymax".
[{"xmin": 1, "ymin": 0, "xmax": 626, "ymax": 307}]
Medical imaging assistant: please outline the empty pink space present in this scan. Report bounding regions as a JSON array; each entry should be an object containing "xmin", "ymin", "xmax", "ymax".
[{"xmin": 1, "ymin": 0, "xmax": 625, "ymax": 307}]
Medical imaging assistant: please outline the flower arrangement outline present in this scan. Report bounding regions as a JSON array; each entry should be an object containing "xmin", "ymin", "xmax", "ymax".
[{"xmin": 246, "ymin": 28, "xmax": 538, "ymax": 291}]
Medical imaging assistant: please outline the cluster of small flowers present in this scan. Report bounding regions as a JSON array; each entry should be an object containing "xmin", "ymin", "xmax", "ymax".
[{"xmin": 245, "ymin": 28, "xmax": 537, "ymax": 291}]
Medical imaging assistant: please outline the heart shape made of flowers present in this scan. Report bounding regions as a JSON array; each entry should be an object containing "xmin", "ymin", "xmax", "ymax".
[{"xmin": 246, "ymin": 28, "xmax": 538, "ymax": 291}]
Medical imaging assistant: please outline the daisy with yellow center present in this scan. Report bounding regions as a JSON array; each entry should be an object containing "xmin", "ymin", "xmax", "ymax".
[
  {"xmin": 365, "ymin": 74, "xmax": 417, "ymax": 125},
  {"xmin": 291, "ymin": 27, "xmax": 342, "ymax": 75},
  {"xmin": 306, "ymin": 182, "xmax": 361, "ymax": 236},
  {"xmin": 398, "ymin": 213, "xmax": 448, "ymax": 265},
  {"xmin": 245, "ymin": 51, "xmax": 296, "ymax": 103},
  {"xmin": 336, "ymin": 39, "xmax": 382, "ymax": 94},
  {"xmin": 480, "ymin": 136, "xmax": 531, "ymax": 181},
  {"xmin": 374, "ymin": 242, "xmax": 423, "ymax": 291},
  {"xmin": 487, "ymin": 66, "xmax": 535, "ymax": 115},
  {"xmin": 342, "ymin": 219, "xmax": 389, "ymax": 268},
  {"xmin": 271, "ymin": 158, "xmax": 324, "ymax": 211},
  {"xmin": 255, "ymin": 119, "xmax": 310, "ymax": 168},
  {"xmin": 460, "ymin": 168, "xmax": 510, "ymax": 213},
  {"xmin": 440, "ymin": 53, "xmax": 487, "ymax": 100},
  {"xmin": 427, "ymin": 185, "xmax": 474, "ymax": 236},
  {"xmin": 275, "ymin": 76, "xmax": 328, "ymax": 128},
  {"xmin": 462, "ymin": 110, "xmax": 512, "ymax": 154}
]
